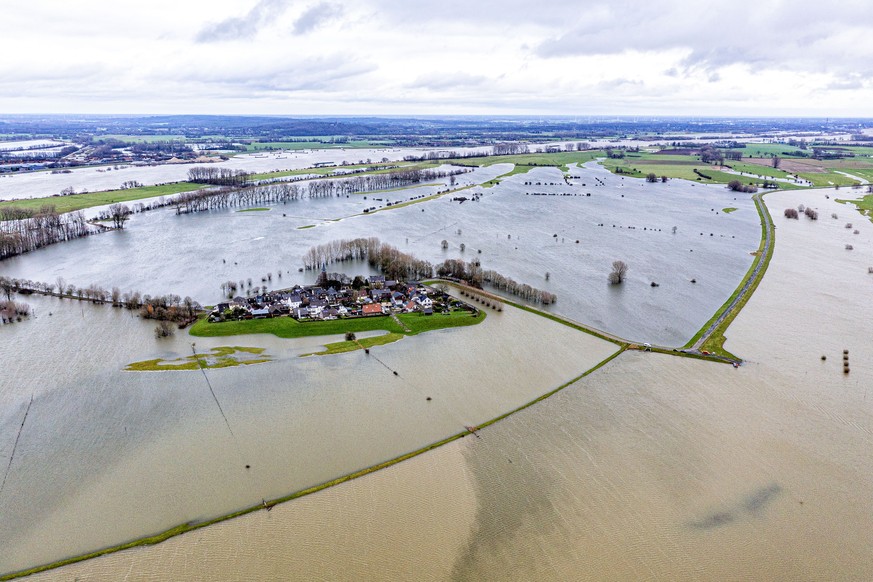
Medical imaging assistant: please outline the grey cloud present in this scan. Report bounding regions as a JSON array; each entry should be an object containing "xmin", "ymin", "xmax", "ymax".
[
  {"xmin": 196, "ymin": 0, "xmax": 292, "ymax": 43},
  {"xmin": 178, "ymin": 54, "xmax": 376, "ymax": 93},
  {"xmin": 597, "ymin": 78, "xmax": 643, "ymax": 90},
  {"xmin": 292, "ymin": 2, "xmax": 340, "ymax": 34},
  {"xmin": 409, "ymin": 72, "xmax": 487, "ymax": 91},
  {"xmin": 533, "ymin": 0, "xmax": 873, "ymax": 77}
]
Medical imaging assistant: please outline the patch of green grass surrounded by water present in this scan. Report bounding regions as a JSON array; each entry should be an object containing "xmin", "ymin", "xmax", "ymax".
[
  {"xmin": 189, "ymin": 309, "xmax": 484, "ymax": 340},
  {"xmin": 125, "ymin": 346, "xmax": 270, "ymax": 371}
]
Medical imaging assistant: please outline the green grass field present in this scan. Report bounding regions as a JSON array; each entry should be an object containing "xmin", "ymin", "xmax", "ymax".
[
  {"xmin": 303, "ymin": 332, "xmax": 405, "ymax": 356},
  {"xmin": 0, "ymin": 182, "xmax": 207, "ymax": 216},
  {"xmin": 795, "ymin": 171, "xmax": 861, "ymax": 188},
  {"xmin": 126, "ymin": 346, "xmax": 270, "ymax": 371},
  {"xmin": 727, "ymin": 161, "xmax": 794, "ymax": 180},
  {"xmin": 836, "ymin": 193, "xmax": 873, "ymax": 221},
  {"xmin": 447, "ymin": 150, "xmax": 605, "ymax": 171},
  {"xmin": 189, "ymin": 309, "xmax": 485, "ymax": 340},
  {"xmin": 247, "ymin": 161, "xmax": 434, "ymax": 182}
]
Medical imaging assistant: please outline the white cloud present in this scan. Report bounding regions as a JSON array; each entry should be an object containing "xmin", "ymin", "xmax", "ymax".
[{"xmin": 1, "ymin": 0, "xmax": 872, "ymax": 115}]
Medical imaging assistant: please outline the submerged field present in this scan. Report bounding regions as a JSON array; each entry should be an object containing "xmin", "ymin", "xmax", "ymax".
[
  {"xmin": 0, "ymin": 160, "xmax": 761, "ymax": 346},
  {"xmin": 3, "ymin": 141, "xmax": 871, "ymax": 579},
  {"xmin": 25, "ymin": 188, "xmax": 873, "ymax": 581}
]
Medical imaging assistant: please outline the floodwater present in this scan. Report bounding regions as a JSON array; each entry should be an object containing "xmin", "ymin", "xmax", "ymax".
[
  {"xmin": 0, "ymin": 146, "xmax": 489, "ymax": 201},
  {"xmin": 0, "ymin": 161, "xmax": 760, "ymax": 346},
  {"xmin": 31, "ymin": 188, "xmax": 873, "ymax": 581},
  {"xmin": 0, "ymin": 290, "xmax": 617, "ymax": 574}
]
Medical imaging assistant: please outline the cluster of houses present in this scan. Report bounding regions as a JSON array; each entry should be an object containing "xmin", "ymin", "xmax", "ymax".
[{"xmin": 208, "ymin": 276, "xmax": 453, "ymax": 323}]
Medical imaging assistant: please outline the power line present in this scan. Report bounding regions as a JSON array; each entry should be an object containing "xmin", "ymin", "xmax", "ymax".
[{"xmin": 1, "ymin": 393, "xmax": 34, "ymax": 496}]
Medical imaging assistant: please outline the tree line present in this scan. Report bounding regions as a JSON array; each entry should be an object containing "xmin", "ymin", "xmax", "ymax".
[
  {"xmin": 0, "ymin": 207, "xmax": 93, "ymax": 260},
  {"xmin": 302, "ymin": 237, "xmax": 434, "ymax": 281},
  {"xmin": 173, "ymin": 183, "xmax": 301, "ymax": 214},
  {"xmin": 306, "ymin": 167, "xmax": 467, "ymax": 198},
  {"xmin": 187, "ymin": 166, "xmax": 252, "ymax": 186},
  {"xmin": 0, "ymin": 275, "xmax": 201, "ymax": 324}
]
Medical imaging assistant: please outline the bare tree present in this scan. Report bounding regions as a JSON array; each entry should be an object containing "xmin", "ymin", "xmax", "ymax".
[
  {"xmin": 608, "ymin": 260, "xmax": 628, "ymax": 285},
  {"xmin": 109, "ymin": 203, "xmax": 131, "ymax": 229}
]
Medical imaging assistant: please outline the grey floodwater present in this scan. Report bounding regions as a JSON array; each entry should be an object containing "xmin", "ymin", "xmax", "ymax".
[{"xmin": 0, "ymin": 161, "xmax": 759, "ymax": 346}]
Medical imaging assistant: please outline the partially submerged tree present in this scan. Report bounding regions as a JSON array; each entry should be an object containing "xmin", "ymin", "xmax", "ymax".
[
  {"xmin": 109, "ymin": 203, "xmax": 132, "ymax": 229},
  {"xmin": 608, "ymin": 260, "xmax": 628, "ymax": 285}
]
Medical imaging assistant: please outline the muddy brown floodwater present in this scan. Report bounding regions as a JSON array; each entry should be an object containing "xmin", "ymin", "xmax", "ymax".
[{"xmin": 25, "ymin": 189, "xmax": 873, "ymax": 581}]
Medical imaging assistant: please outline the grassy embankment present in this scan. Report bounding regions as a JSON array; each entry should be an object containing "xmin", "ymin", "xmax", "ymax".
[
  {"xmin": 237, "ymin": 207, "xmax": 270, "ymax": 212},
  {"xmin": 0, "ymin": 183, "xmax": 207, "ymax": 216},
  {"xmin": 126, "ymin": 346, "xmax": 270, "ymax": 371},
  {"xmin": 190, "ymin": 309, "xmax": 484, "ymax": 346},
  {"xmin": 684, "ymin": 195, "xmax": 775, "ymax": 359}
]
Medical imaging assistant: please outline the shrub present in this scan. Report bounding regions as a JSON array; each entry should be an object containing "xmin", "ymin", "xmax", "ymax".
[{"xmin": 784, "ymin": 208, "xmax": 799, "ymax": 219}]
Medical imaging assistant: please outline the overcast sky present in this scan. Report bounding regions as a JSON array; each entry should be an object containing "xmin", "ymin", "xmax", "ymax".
[{"xmin": 3, "ymin": 0, "xmax": 873, "ymax": 116}]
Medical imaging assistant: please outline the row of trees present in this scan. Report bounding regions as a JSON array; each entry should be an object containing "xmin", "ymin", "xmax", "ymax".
[
  {"xmin": 0, "ymin": 208, "xmax": 93, "ymax": 260},
  {"xmin": 481, "ymin": 269, "xmax": 557, "ymax": 304},
  {"xmin": 187, "ymin": 166, "xmax": 252, "ymax": 186},
  {"xmin": 306, "ymin": 167, "xmax": 466, "ymax": 198},
  {"xmin": 492, "ymin": 143, "xmax": 530, "ymax": 155},
  {"xmin": 430, "ymin": 259, "xmax": 557, "ymax": 305},
  {"xmin": 174, "ymin": 183, "xmax": 301, "ymax": 214},
  {"xmin": 0, "ymin": 275, "xmax": 200, "ymax": 323},
  {"xmin": 302, "ymin": 237, "xmax": 433, "ymax": 281}
]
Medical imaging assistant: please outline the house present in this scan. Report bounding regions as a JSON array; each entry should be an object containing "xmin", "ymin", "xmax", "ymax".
[
  {"xmin": 415, "ymin": 295, "xmax": 433, "ymax": 309},
  {"xmin": 308, "ymin": 299, "xmax": 327, "ymax": 316},
  {"xmin": 251, "ymin": 307, "xmax": 271, "ymax": 319},
  {"xmin": 362, "ymin": 303, "xmax": 384, "ymax": 316},
  {"xmin": 285, "ymin": 294, "xmax": 303, "ymax": 310}
]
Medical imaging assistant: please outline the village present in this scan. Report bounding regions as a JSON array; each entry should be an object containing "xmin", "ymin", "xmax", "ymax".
[{"xmin": 207, "ymin": 275, "xmax": 474, "ymax": 323}]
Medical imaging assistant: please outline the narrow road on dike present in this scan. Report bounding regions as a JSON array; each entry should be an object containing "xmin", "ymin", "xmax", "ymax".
[{"xmin": 690, "ymin": 192, "xmax": 773, "ymax": 353}]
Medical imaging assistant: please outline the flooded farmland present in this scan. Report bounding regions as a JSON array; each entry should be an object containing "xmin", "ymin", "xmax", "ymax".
[
  {"xmin": 0, "ymin": 161, "xmax": 760, "ymax": 346},
  {"xmin": 0, "ymin": 290, "xmax": 618, "ymax": 574},
  {"xmin": 27, "ymin": 189, "xmax": 873, "ymax": 581}
]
